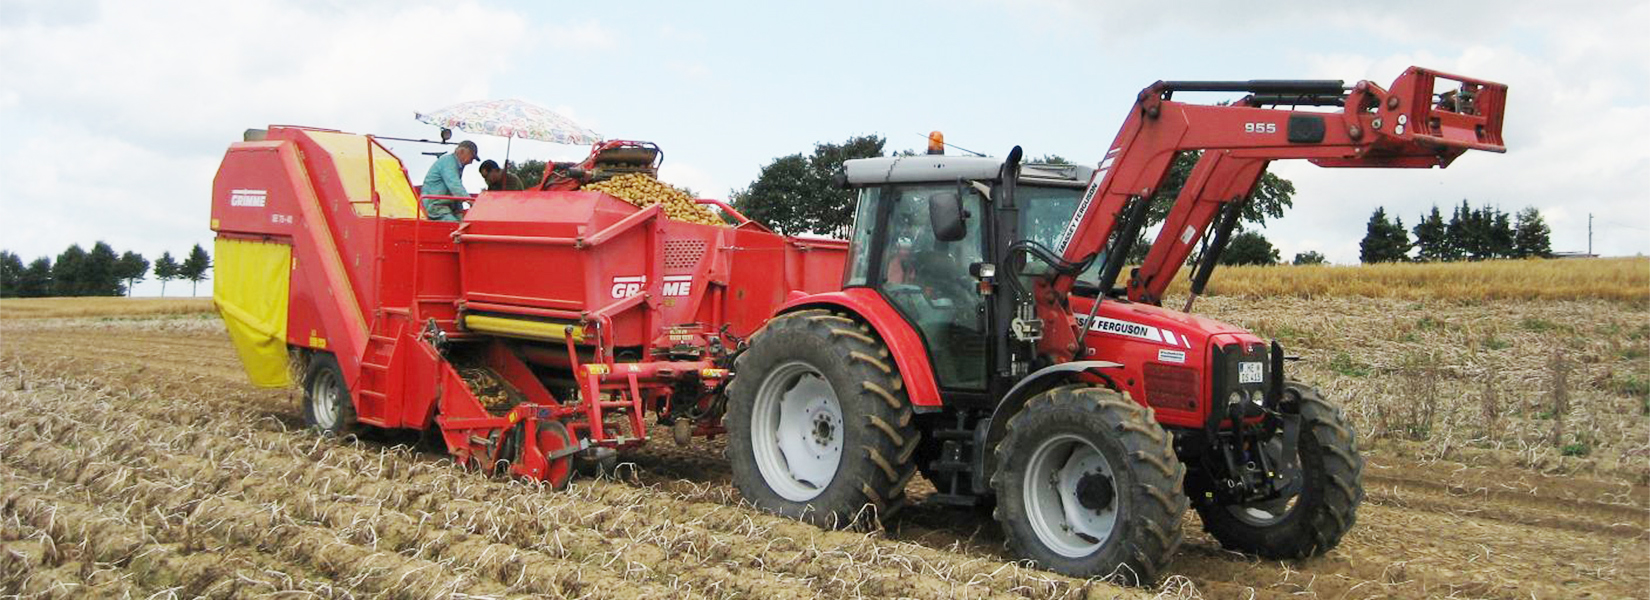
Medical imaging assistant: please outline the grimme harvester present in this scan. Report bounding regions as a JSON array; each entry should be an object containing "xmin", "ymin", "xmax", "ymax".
[{"xmin": 212, "ymin": 66, "xmax": 1506, "ymax": 582}]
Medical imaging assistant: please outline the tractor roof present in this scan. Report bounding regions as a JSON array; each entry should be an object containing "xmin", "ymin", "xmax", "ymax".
[{"xmin": 842, "ymin": 155, "xmax": 1093, "ymax": 188}]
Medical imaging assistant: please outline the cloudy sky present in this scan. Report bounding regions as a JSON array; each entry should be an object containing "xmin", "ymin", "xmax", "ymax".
[{"xmin": 1, "ymin": 0, "xmax": 1645, "ymax": 295}]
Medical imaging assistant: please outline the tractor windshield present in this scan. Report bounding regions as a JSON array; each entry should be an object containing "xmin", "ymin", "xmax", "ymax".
[{"xmin": 1017, "ymin": 184, "xmax": 1089, "ymax": 279}]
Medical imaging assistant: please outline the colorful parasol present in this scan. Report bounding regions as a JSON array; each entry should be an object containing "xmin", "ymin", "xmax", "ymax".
[{"xmin": 415, "ymin": 99, "xmax": 601, "ymax": 145}]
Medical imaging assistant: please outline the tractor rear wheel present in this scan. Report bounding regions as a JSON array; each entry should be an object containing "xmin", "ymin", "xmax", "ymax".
[
  {"xmin": 727, "ymin": 309, "xmax": 920, "ymax": 528},
  {"xmin": 302, "ymin": 353, "xmax": 357, "ymax": 435},
  {"xmin": 991, "ymin": 385, "xmax": 1186, "ymax": 585},
  {"xmin": 1196, "ymin": 383, "xmax": 1364, "ymax": 559}
]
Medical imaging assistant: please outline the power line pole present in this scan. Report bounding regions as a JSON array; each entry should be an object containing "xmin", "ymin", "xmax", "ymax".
[{"xmin": 1588, "ymin": 213, "xmax": 1593, "ymax": 256}]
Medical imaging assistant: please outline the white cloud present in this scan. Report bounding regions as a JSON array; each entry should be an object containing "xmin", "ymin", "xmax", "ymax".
[
  {"xmin": 0, "ymin": 0, "xmax": 533, "ymax": 263},
  {"xmin": 656, "ymin": 162, "xmax": 724, "ymax": 199},
  {"xmin": 543, "ymin": 20, "xmax": 617, "ymax": 50},
  {"xmin": 988, "ymin": 0, "xmax": 1649, "ymax": 261}
]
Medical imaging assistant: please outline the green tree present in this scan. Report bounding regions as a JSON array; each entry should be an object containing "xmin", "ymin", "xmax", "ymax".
[
  {"xmin": 1221, "ymin": 231, "xmax": 1280, "ymax": 266},
  {"xmin": 1411, "ymin": 205, "xmax": 1450, "ymax": 261},
  {"xmin": 179, "ymin": 244, "xmax": 212, "ymax": 296},
  {"xmin": 1359, "ymin": 207, "xmax": 1410, "ymax": 263},
  {"xmin": 18, "ymin": 257, "xmax": 52, "ymax": 297},
  {"xmin": 1292, "ymin": 250, "xmax": 1326, "ymax": 265},
  {"xmin": 732, "ymin": 135, "xmax": 886, "ymax": 237},
  {"xmin": 1487, "ymin": 207, "xmax": 1515, "ymax": 259},
  {"xmin": 118, "ymin": 251, "xmax": 150, "ymax": 297},
  {"xmin": 1512, "ymin": 207, "xmax": 1552, "ymax": 258},
  {"xmin": 82, "ymin": 242, "xmax": 124, "ymax": 296},
  {"xmin": 154, "ymin": 251, "xmax": 179, "ymax": 297},
  {"xmin": 0, "ymin": 251, "xmax": 22, "ymax": 297},
  {"xmin": 508, "ymin": 159, "xmax": 546, "ymax": 190},
  {"xmin": 52, "ymin": 244, "xmax": 87, "ymax": 296},
  {"xmin": 1035, "ymin": 154, "xmax": 1073, "ymax": 165}
]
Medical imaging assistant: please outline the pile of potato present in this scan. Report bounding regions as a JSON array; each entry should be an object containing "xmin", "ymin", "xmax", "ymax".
[{"xmin": 584, "ymin": 173, "xmax": 726, "ymax": 226}]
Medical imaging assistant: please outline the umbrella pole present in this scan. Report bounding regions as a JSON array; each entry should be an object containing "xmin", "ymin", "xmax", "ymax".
[{"xmin": 505, "ymin": 136, "xmax": 513, "ymax": 169}]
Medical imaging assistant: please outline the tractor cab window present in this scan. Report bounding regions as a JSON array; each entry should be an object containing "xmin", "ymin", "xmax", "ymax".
[
  {"xmin": 876, "ymin": 184, "xmax": 987, "ymax": 390},
  {"xmin": 843, "ymin": 187, "xmax": 881, "ymax": 287}
]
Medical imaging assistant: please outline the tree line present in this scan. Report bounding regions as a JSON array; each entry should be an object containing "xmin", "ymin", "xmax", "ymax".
[
  {"xmin": 730, "ymin": 135, "xmax": 1303, "ymax": 267},
  {"xmin": 1360, "ymin": 201, "xmax": 1552, "ymax": 263},
  {"xmin": 0, "ymin": 243, "xmax": 212, "ymax": 298},
  {"xmin": 729, "ymin": 134, "xmax": 1561, "ymax": 269}
]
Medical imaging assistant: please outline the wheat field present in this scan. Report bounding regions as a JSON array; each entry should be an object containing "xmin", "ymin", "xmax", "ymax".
[{"xmin": 1174, "ymin": 256, "xmax": 1648, "ymax": 303}]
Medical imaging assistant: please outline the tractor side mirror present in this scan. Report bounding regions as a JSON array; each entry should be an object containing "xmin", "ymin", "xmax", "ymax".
[{"xmin": 930, "ymin": 192, "xmax": 966, "ymax": 242}]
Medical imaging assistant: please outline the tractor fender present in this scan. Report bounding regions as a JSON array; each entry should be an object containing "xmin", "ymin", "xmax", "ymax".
[
  {"xmin": 974, "ymin": 360, "xmax": 1124, "ymax": 493},
  {"xmin": 771, "ymin": 289, "xmax": 943, "ymax": 407}
]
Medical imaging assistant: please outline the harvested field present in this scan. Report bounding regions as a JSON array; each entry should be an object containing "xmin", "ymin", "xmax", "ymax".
[
  {"xmin": 0, "ymin": 296, "xmax": 215, "ymax": 320},
  {"xmin": 2, "ymin": 293, "xmax": 1647, "ymax": 598}
]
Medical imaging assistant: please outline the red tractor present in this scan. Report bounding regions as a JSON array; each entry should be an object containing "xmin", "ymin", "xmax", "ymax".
[
  {"xmin": 209, "ymin": 67, "xmax": 1504, "ymax": 585},
  {"xmin": 723, "ymin": 67, "xmax": 1506, "ymax": 582}
]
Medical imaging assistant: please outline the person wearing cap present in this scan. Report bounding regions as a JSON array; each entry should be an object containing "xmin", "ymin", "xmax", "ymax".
[
  {"xmin": 421, "ymin": 140, "xmax": 478, "ymax": 221},
  {"xmin": 478, "ymin": 159, "xmax": 525, "ymax": 192}
]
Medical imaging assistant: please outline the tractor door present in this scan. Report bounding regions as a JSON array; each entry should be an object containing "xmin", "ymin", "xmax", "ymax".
[{"xmin": 869, "ymin": 184, "xmax": 988, "ymax": 390}]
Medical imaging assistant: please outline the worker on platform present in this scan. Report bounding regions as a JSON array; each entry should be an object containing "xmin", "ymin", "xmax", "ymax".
[
  {"xmin": 478, "ymin": 160, "xmax": 525, "ymax": 192},
  {"xmin": 421, "ymin": 140, "xmax": 478, "ymax": 221}
]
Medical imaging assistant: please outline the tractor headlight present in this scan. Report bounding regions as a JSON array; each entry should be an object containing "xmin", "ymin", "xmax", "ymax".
[
  {"xmin": 1228, "ymin": 390, "xmax": 1245, "ymax": 408},
  {"xmin": 1250, "ymin": 388, "xmax": 1267, "ymax": 408}
]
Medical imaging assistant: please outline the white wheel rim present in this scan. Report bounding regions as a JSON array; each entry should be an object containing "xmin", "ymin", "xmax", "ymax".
[
  {"xmin": 751, "ymin": 361, "xmax": 843, "ymax": 502},
  {"xmin": 312, "ymin": 368, "xmax": 341, "ymax": 430},
  {"xmin": 1024, "ymin": 433, "xmax": 1118, "ymax": 558}
]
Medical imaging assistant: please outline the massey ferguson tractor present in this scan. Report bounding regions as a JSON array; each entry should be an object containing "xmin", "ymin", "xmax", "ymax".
[{"xmin": 211, "ymin": 66, "xmax": 1506, "ymax": 584}]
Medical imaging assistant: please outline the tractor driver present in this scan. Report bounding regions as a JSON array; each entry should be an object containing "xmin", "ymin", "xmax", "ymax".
[{"xmin": 421, "ymin": 140, "xmax": 478, "ymax": 221}]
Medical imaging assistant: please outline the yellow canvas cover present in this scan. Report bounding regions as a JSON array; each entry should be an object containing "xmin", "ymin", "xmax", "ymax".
[{"xmin": 213, "ymin": 238, "xmax": 293, "ymax": 387}]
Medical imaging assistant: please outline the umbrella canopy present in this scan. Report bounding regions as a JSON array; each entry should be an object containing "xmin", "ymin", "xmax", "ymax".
[{"xmin": 415, "ymin": 99, "xmax": 601, "ymax": 145}]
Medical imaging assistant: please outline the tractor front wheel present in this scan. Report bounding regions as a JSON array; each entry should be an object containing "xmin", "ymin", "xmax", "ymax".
[
  {"xmin": 1196, "ymin": 383, "xmax": 1364, "ymax": 559},
  {"xmin": 727, "ymin": 309, "xmax": 920, "ymax": 528},
  {"xmin": 991, "ymin": 386, "xmax": 1187, "ymax": 585}
]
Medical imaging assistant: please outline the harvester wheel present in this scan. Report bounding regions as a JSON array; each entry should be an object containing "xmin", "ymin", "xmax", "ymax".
[
  {"xmin": 535, "ymin": 420, "xmax": 575, "ymax": 490},
  {"xmin": 991, "ymin": 385, "xmax": 1186, "ymax": 585},
  {"xmin": 727, "ymin": 309, "xmax": 919, "ymax": 529},
  {"xmin": 1196, "ymin": 383, "xmax": 1364, "ymax": 559},
  {"xmin": 301, "ymin": 353, "xmax": 357, "ymax": 435}
]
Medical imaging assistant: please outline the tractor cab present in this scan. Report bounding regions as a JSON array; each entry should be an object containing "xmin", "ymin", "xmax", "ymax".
[{"xmin": 838, "ymin": 155, "xmax": 1093, "ymax": 398}]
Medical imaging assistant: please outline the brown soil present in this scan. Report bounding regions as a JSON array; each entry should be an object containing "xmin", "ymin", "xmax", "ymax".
[{"xmin": 1, "ymin": 313, "xmax": 1645, "ymax": 599}]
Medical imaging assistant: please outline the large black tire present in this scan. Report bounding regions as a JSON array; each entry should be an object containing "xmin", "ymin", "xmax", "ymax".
[
  {"xmin": 727, "ymin": 309, "xmax": 920, "ymax": 528},
  {"xmin": 1196, "ymin": 383, "xmax": 1364, "ymax": 559},
  {"xmin": 301, "ymin": 353, "xmax": 357, "ymax": 435},
  {"xmin": 992, "ymin": 386, "xmax": 1186, "ymax": 585}
]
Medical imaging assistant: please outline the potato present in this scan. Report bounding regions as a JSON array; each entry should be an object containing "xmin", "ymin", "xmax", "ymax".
[{"xmin": 583, "ymin": 173, "xmax": 726, "ymax": 227}]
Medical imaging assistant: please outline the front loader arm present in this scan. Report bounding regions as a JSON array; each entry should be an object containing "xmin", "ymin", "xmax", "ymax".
[
  {"xmin": 1128, "ymin": 153, "xmax": 1270, "ymax": 306},
  {"xmin": 1051, "ymin": 66, "xmax": 1507, "ymax": 298}
]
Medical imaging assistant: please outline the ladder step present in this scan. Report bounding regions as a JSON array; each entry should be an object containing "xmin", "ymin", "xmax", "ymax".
[
  {"xmin": 369, "ymin": 334, "xmax": 396, "ymax": 343},
  {"xmin": 360, "ymin": 362, "xmax": 389, "ymax": 370},
  {"xmin": 358, "ymin": 390, "xmax": 387, "ymax": 399}
]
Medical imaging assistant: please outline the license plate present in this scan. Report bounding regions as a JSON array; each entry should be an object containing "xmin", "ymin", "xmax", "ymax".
[{"xmin": 1238, "ymin": 361, "xmax": 1264, "ymax": 384}]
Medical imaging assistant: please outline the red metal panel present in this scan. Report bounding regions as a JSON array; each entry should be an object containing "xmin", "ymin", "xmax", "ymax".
[
  {"xmin": 774, "ymin": 289, "xmax": 943, "ymax": 408},
  {"xmin": 1071, "ymin": 296, "xmax": 1261, "ymax": 429}
]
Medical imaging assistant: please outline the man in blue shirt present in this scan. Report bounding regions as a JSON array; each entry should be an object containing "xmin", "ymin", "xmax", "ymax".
[{"xmin": 421, "ymin": 140, "xmax": 478, "ymax": 221}]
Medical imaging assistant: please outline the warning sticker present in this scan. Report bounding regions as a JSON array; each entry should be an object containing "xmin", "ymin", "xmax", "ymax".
[{"xmin": 1157, "ymin": 349, "xmax": 1186, "ymax": 363}]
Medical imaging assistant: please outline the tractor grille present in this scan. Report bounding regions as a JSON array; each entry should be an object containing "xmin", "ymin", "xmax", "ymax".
[
  {"xmin": 663, "ymin": 239, "xmax": 706, "ymax": 270},
  {"xmin": 1143, "ymin": 362, "xmax": 1199, "ymax": 411}
]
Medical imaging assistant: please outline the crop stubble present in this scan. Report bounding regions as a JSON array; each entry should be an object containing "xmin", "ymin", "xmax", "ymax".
[{"xmin": 1, "ymin": 297, "xmax": 1646, "ymax": 599}]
